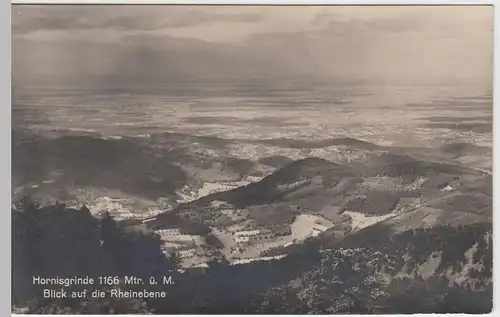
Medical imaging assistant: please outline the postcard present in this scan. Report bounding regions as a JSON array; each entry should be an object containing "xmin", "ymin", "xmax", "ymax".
[{"xmin": 11, "ymin": 4, "xmax": 493, "ymax": 314}]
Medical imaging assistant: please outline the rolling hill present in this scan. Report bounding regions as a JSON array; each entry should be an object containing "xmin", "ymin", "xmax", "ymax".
[{"xmin": 11, "ymin": 129, "xmax": 493, "ymax": 314}]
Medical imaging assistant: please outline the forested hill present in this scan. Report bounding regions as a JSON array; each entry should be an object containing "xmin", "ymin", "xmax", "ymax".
[
  {"xmin": 257, "ymin": 221, "xmax": 492, "ymax": 314},
  {"xmin": 12, "ymin": 196, "xmax": 492, "ymax": 314},
  {"xmin": 12, "ymin": 196, "xmax": 179, "ymax": 313}
]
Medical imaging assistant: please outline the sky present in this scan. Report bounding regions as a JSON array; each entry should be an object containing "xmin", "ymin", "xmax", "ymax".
[{"xmin": 11, "ymin": 5, "xmax": 493, "ymax": 87}]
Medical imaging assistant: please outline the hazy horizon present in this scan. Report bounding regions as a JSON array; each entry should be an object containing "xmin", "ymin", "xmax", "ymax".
[{"xmin": 12, "ymin": 5, "xmax": 493, "ymax": 87}]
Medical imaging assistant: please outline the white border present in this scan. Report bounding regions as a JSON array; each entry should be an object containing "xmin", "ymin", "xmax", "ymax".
[
  {"xmin": 4, "ymin": 0, "xmax": 10, "ymax": 316},
  {"xmin": 8, "ymin": 1, "xmax": 498, "ymax": 317},
  {"xmin": 9, "ymin": 0, "xmax": 498, "ymax": 4},
  {"xmin": 492, "ymin": 3, "xmax": 498, "ymax": 317}
]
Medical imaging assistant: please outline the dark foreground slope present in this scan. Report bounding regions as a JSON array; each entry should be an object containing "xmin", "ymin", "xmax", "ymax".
[
  {"xmin": 13, "ymin": 183, "xmax": 492, "ymax": 314},
  {"xmin": 12, "ymin": 197, "xmax": 181, "ymax": 314},
  {"xmin": 253, "ymin": 209, "xmax": 492, "ymax": 314}
]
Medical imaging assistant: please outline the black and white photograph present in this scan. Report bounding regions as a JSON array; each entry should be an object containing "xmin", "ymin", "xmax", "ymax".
[{"xmin": 11, "ymin": 4, "xmax": 493, "ymax": 314}]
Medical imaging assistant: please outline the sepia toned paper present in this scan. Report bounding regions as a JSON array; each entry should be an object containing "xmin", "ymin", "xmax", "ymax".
[{"xmin": 11, "ymin": 5, "xmax": 493, "ymax": 314}]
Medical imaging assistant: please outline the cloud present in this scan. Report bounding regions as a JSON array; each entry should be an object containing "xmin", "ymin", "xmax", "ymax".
[
  {"xmin": 11, "ymin": 5, "xmax": 493, "ymax": 86},
  {"xmin": 12, "ymin": 5, "xmax": 263, "ymax": 35}
]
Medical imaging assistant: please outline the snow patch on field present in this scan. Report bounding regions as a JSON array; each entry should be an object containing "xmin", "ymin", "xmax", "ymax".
[
  {"xmin": 290, "ymin": 214, "xmax": 334, "ymax": 241},
  {"xmin": 176, "ymin": 178, "xmax": 263, "ymax": 203},
  {"xmin": 231, "ymin": 254, "xmax": 287, "ymax": 265},
  {"xmin": 417, "ymin": 251, "xmax": 442, "ymax": 279},
  {"xmin": 441, "ymin": 185, "xmax": 455, "ymax": 191},
  {"xmin": 87, "ymin": 196, "xmax": 137, "ymax": 220},
  {"xmin": 344, "ymin": 211, "xmax": 396, "ymax": 231}
]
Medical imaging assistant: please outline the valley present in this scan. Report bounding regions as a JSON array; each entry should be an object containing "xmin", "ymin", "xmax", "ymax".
[{"xmin": 12, "ymin": 130, "xmax": 492, "ymax": 274}]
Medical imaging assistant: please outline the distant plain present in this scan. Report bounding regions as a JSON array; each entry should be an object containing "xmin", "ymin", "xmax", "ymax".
[{"xmin": 12, "ymin": 83, "xmax": 492, "ymax": 151}]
